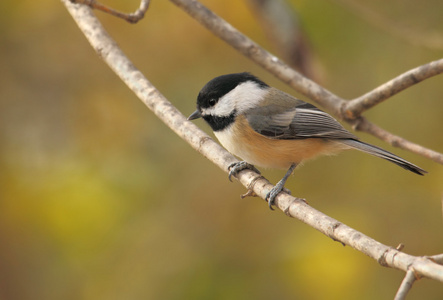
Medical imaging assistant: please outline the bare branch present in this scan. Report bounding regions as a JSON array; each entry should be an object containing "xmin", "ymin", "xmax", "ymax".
[
  {"xmin": 169, "ymin": 0, "xmax": 443, "ymax": 165},
  {"xmin": 344, "ymin": 59, "xmax": 443, "ymax": 118},
  {"xmin": 69, "ymin": 0, "xmax": 150, "ymax": 23},
  {"xmin": 62, "ymin": 0, "xmax": 443, "ymax": 287},
  {"xmin": 394, "ymin": 269, "xmax": 418, "ymax": 300}
]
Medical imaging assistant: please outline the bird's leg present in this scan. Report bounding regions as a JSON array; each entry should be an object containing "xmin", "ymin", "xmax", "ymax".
[
  {"xmin": 228, "ymin": 161, "xmax": 261, "ymax": 182},
  {"xmin": 266, "ymin": 163, "xmax": 297, "ymax": 210}
]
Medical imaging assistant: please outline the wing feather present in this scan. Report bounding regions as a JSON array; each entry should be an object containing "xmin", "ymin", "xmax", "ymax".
[{"xmin": 245, "ymin": 90, "xmax": 357, "ymax": 140}]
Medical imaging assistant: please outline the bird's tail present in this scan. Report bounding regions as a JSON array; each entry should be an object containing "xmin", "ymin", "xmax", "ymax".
[{"xmin": 339, "ymin": 139, "xmax": 427, "ymax": 175}]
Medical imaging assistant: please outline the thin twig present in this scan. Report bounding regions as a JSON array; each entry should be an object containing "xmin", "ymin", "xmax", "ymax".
[
  {"xmin": 396, "ymin": 243, "xmax": 405, "ymax": 251},
  {"xmin": 394, "ymin": 269, "xmax": 418, "ymax": 300},
  {"xmin": 62, "ymin": 0, "xmax": 443, "ymax": 285},
  {"xmin": 69, "ymin": 0, "xmax": 150, "ymax": 23},
  {"xmin": 343, "ymin": 59, "xmax": 443, "ymax": 118},
  {"xmin": 169, "ymin": 0, "xmax": 443, "ymax": 165}
]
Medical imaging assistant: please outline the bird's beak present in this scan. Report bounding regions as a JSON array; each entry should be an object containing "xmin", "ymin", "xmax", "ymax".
[{"xmin": 188, "ymin": 110, "xmax": 202, "ymax": 120}]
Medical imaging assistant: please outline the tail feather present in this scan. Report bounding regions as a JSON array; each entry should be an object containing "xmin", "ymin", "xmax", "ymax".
[{"xmin": 339, "ymin": 139, "xmax": 427, "ymax": 175}]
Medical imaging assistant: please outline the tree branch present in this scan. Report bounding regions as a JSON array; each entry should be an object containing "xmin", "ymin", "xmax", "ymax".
[
  {"xmin": 69, "ymin": 0, "xmax": 150, "ymax": 23},
  {"xmin": 394, "ymin": 269, "xmax": 418, "ymax": 300},
  {"xmin": 62, "ymin": 0, "xmax": 443, "ymax": 290},
  {"xmin": 343, "ymin": 59, "xmax": 443, "ymax": 118}
]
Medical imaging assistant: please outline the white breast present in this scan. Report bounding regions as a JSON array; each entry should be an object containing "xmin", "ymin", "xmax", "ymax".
[{"xmin": 214, "ymin": 126, "xmax": 243, "ymax": 158}]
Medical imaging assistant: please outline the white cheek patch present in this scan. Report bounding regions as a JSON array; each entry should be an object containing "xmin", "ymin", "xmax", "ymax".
[
  {"xmin": 202, "ymin": 81, "xmax": 269, "ymax": 117},
  {"xmin": 231, "ymin": 81, "xmax": 269, "ymax": 112}
]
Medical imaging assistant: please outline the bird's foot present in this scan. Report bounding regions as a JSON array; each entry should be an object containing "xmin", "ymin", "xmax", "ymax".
[
  {"xmin": 228, "ymin": 161, "xmax": 261, "ymax": 182},
  {"xmin": 265, "ymin": 181, "xmax": 291, "ymax": 210}
]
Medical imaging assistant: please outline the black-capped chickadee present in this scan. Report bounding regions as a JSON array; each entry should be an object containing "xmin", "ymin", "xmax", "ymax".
[{"xmin": 188, "ymin": 72, "xmax": 426, "ymax": 208}]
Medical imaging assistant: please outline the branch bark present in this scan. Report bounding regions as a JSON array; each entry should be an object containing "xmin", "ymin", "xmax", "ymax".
[
  {"xmin": 62, "ymin": 0, "xmax": 443, "ymax": 292},
  {"xmin": 394, "ymin": 269, "xmax": 418, "ymax": 300},
  {"xmin": 343, "ymin": 59, "xmax": 443, "ymax": 118},
  {"xmin": 69, "ymin": 0, "xmax": 150, "ymax": 23}
]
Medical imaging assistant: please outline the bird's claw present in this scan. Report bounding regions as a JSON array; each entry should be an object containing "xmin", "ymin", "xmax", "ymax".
[
  {"xmin": 228, "ymin": 161, "xmax": 292, "ymax": 210},
  {"xmin": 265, "ymin": 184, "xmax": 291, "ymax": 210},
  {"xmin": 228, "ymin": 161, "xmax": 260, "ymax": 182}
]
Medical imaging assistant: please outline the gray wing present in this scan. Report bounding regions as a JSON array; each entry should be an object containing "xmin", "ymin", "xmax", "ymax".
[{"xmin": 245, "ymin": 91, "xmax": 357, "ymax": 140}]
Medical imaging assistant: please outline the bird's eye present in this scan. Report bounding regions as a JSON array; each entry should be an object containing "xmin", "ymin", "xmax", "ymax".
[{"xmin": 208, "ymin": 98, "xmax": 217, "ymax": 106}]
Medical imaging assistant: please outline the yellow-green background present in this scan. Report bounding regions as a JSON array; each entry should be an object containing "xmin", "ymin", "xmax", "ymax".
[{"xmin": 1, "ymin": 1, "xmax": 442, "ymax": 299}]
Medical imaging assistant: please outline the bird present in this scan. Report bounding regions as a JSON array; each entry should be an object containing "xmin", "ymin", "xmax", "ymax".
[{"xmin": 188, "ymin": 72, "xmax": 427, "ymax": 209}]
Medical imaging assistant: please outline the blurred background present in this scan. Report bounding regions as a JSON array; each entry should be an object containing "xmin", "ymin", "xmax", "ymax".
[{"xmin": 1, "ymin": 0, "xmax": 442, "ymax": 299}]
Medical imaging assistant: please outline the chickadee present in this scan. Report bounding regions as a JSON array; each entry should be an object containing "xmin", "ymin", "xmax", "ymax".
[{"xmin": 188, "ymin": 72, "xmax": 426, "ymax": 208}]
